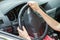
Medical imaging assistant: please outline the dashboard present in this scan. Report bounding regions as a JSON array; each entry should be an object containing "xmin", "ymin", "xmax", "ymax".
[{"xmin": 5, "ymin": 3, "xmax": 26, "ymax": 21}]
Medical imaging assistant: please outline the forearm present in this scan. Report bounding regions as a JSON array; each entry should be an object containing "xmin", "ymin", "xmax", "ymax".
[{"xmin": 36, "ymin": 8, "xmax": 60, "ymax": 31}]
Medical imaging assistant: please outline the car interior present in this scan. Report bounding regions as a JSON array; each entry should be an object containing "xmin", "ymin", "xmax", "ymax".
[{"xmin": 0, "ymin": 0, "xmax": 60, "ymax": 40}]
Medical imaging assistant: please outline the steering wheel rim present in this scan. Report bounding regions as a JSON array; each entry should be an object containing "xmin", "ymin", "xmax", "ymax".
[{"xmin": 18, "ymin": 3, "xmax": 48, "ymax": 40}]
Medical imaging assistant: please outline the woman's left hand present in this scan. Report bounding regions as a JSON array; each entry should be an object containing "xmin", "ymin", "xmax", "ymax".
[{"xmin": 17, "ymin": 26, "xmax": 31, "ymax": 40}]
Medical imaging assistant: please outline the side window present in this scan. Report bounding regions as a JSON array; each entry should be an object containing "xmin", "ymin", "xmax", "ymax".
[{"xmin": 55, "ymin": 7, "xmax": 60, "ymax": 22}]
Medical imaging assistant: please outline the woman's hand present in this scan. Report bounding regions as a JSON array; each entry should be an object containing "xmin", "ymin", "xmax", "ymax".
[
  {"xmin": 17, "ymin": 26, "xmax": 31, "ymax": 40},
  {"xmin": 28, "ymin": 1, "xmax": 40, "ymax": 11}
]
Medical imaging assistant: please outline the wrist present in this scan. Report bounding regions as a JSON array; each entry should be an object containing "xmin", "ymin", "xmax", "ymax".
[
  {"xmin": 26, "ymin": 36, "xmax": 31, "ymax": 40},
  {"xmin": 27, "ymin": 37, "xmax": 31, "ymax": 40}
]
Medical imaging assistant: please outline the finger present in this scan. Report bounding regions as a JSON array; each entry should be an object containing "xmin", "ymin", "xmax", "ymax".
[
  {"xmin": 17, "ymin": 27, "xmax": 22, "ymax": 36},
  {"xmin": 28, "ymin": 1, "xmax": 35, "ymax": 6},
  {"xmin": 17, "ymin": 27, "xmax": 23, "ymax": 33},
  {"xmin": 22, "ymin": 26, "xmax": 27, "ymax": 31},
  {"xmin": 28, "ymin": 3, "xmax": 35, "ymax": 9},
  {"xmin": 17, "ymin": 27, "xmax": 23, "ymax": 37},
  {"xmin": 28, "ymin": 3, "xmax": 33, "ymax": 6},
  {"xmin": 28, "ymin": 1, "xmax": 35, "ymax": 3}
]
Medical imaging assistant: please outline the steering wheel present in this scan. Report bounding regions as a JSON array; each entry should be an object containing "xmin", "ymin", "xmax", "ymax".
[{"xmin": 18, "ymin": 3, "xmax": 48, "ymax": 40}]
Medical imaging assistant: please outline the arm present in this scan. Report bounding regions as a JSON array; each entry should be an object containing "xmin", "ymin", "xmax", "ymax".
[
  {"xmin": 28, "ymin": 1, "xmax": 60, "ymax": 31},
  {"xmin": 37, "ymin": 8, "xmax": 60, "ymax": 31}
]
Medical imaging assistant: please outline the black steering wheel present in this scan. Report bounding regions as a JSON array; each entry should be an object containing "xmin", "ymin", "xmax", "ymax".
[{"xmin": 18, "ymin": 3, "xmax": 48, "ymax": 40}]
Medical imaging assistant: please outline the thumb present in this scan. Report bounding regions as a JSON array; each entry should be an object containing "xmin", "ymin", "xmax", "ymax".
[{"xmin": 22, "ymin": 26, "xmax": 27, "ymax": 31}]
